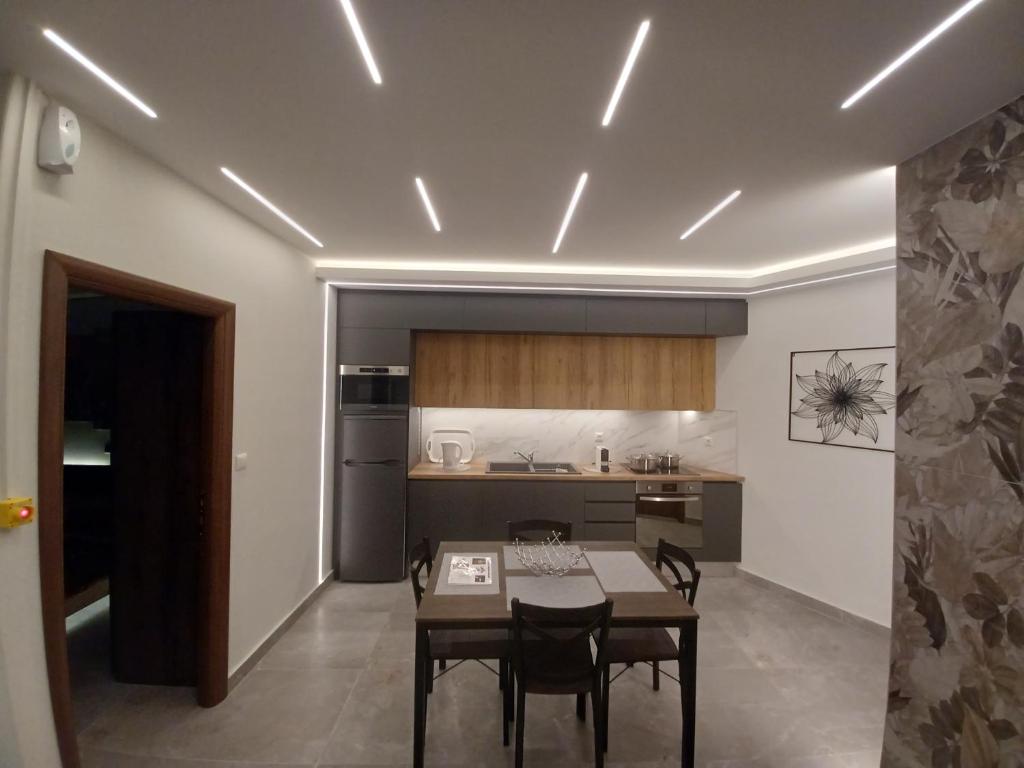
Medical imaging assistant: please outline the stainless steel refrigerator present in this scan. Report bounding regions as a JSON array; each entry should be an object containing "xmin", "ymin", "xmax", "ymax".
[{"xmin": 336, "ymin": 413, "xmax": 407, "ymax": 581}]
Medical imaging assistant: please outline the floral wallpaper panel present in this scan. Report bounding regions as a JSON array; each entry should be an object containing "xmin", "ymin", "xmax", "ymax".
[{"xmin": 885, "ymin": 95, "xmax": 1024, "ymax": 767}]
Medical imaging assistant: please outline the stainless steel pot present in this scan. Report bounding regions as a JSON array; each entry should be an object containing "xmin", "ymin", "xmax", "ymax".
[
  {"xmin": 659, "ymin": 452, "xmax": 681, "ymax": 472},
  {"xmin": 627, "ymin": 453, "xmax": 661, "ymax": 473}
]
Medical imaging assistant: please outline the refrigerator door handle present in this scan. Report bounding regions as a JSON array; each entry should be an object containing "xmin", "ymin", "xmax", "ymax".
[{"xmin": 343, "ymin": 459, "xmax": 402, "ymax": 467}]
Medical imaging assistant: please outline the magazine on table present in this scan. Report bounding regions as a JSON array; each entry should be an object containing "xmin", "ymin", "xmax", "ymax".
[{"xmin": 448, "ymin": 555, "xmax": 493, "ymax": 586}]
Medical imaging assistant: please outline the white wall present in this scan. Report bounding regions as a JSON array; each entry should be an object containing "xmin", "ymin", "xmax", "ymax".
[
  {"xmin": 0, "ymin": 74, "xmax": 328, "ymax": 766},
  {"xmin": 717, "ymin": 270, "xmax": 895, "ymax": 626}
]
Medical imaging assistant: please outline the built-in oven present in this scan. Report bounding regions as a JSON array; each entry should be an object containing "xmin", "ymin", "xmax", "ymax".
[
  {"xmin": 339, "ymin": 365, "xmax": 410, "ymax": 414},
  {"xmin": 635, "ymin": 480, "xmax": 703, "ymax": 556}
]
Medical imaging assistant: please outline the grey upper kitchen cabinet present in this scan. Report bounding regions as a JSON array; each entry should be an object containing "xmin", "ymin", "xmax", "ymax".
[
  {"xmin": 339, "ymin": 291, "xmax": 465, "ymax": 330},
  {"xmin": 462, "ymin": 295, "xmax": 587, "ymax": 333},
  {"xmin": 705, "ymin": 300, "xmax": 748, "ymax": 336},
  {"xmin": 584, "ymin": 298, "xmax": 706, "ymax": 336},
  {"xmin": 337, "ymin": 327, "xmax": 411, "ymax": 365}
]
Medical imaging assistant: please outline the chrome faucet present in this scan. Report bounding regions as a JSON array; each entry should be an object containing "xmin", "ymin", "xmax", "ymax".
[{"xmin": 514, "ymin": 450, "xmax": 536, "ymax": 472}]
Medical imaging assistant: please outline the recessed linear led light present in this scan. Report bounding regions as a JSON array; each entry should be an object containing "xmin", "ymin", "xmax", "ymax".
[
  {"xmin": 220, "ymin": 167, "xmax": 324, "ymax": 248},
  {"xmin": 317, "ymin": 283, "xmax": 331, "ymax": 581},
  {"xmin": 602, "ymin": 20, "xmax": 651, "ymax": 127},
  {"xmin": 414, "ymin": 177, "xmax": 441, "ymax": 232},
  {"xmin": 42, "ymin": 28, "xmax": 157, "ymax": 118},
  {"xmin": 552, "ymin": 172, "xmax": 589, "ymax": 254},
  {"xmin": 339, "ymin": 0, "xmax": 382, "ymax": 85},
  {"xmin": 679, "ymin": 190, "xmax": 741, "ymax": 241},
  {"xmin": 840, "ymin": 0, "xmax": 986, "ymax": 109}
]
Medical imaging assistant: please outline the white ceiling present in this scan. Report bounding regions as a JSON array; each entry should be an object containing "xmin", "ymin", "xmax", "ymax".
[{"xmin": 1, "ymin": 0, "xmax": 1022, "ymax": 289}]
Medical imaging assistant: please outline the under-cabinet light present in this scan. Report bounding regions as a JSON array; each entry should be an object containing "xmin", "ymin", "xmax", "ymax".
[
  {"xmin": 42, "ymin": 28, "xmax": 157, "ymax": 118},
  {"xmin": 220, "ymin": 167, "xmax": 324, "ymax": 248},
  {"xmin": 552, "ymin": 172, "xmax": 589, "ymax": 254},
  {"xmin": 679, "ymin": 190, "xmax": 741, "ymax": 240},
  {"xmin": 415, "ymin": 177, "xmax": 442, "ymax": 232},
  {"xmin": 840, "ymin": 0, "xmax": 986, "ymax": 109},
  {"xmin": 602, "ymin": 20, "xmax": 651, "ymax": 127},
  {"xmin": 339, "ymin": 0, "xmax": 382, "ymax": 85}
]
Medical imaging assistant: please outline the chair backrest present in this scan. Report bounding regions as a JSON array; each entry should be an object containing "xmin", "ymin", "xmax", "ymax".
[
  {"xmin": 510, "ymin": 598, "xmax": 613, "ymax": 688},
  {"xmin": 656, "ymin": 538, "xmax": 701, "ymax": 605},
  {"xmin": 507, "ymin": 519, "xmax": 573, "ymax": 542},
  {"xmin": 409, "ymin": 537, "xmax": 433, "ymax": 608}
]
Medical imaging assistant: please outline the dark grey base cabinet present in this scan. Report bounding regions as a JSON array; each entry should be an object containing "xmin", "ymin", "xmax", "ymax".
[
  {"xmin": 697, "ymin": 482, "xmax": 742, "ymax": 562},
  {"xmin": 408, "ymin": 481, "xmax": 593, "ymax": 556},
  {"xmin": 408, "ymin": 479, "xmax": 743, "ymax": 563}
]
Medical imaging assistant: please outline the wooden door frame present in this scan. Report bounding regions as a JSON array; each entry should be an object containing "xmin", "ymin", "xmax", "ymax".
[{"xmin": 38, "ymin": 251, "xmax": 235, "ymax": 768}]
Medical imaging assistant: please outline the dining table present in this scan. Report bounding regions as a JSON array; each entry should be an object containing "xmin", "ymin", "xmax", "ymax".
[{"xmin": 413, "ymin": 540, "xmax": 699, "ymax": 767}]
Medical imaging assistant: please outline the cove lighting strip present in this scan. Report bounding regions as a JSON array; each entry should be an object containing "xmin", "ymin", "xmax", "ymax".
[
  {"xmin": 602, "ymin": 20, "xmax": 651, "ymax": 127},
  {"xmin": 415, "ymin": 177, "xmax": 441, "ymax": 232},
  {"xmin": 339, "ymin": 0, "xmax": 382, "ymax": 85},
  {"xmin": 221, "ymin": 167, "xmax": 324, "ymax": 248},
  {"xmin": 42, "ymin": 29, "xmax": 157, "ymax": 118},
  {"xmin": 317, "ymin": 283, "xmax": 330, "ymax": 581},
  {"xmin": 841, "ymin": 0, "xmax": 986, "ymax": 109},
  {"xmin": 679, "ymin": 190, "xmax": 742, "ymax": 240},
  {"xmin": 315, "ymin": 236, "xmax": 895, "ymax": 280},
  {"xmin": 325, "ymin": 265, "xmax": 896, "ymax": 298},
  {"xmin": 553, "ymin": 172, "xmax": 589, "ymax": 254}
]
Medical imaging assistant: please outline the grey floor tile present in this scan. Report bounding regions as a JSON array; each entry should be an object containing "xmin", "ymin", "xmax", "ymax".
[
  {"xmin": 79, "ymin": 667, "xmax": 359, "ymax": 764},
  {"xmin": 68, "ymin": 576, "xmax": 889, "ymax": 768}
]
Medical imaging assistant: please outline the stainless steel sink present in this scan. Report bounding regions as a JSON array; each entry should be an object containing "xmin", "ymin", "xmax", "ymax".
[{"xmin": 486, "ymin": 461, "xmax": 580, "ymax": 475}]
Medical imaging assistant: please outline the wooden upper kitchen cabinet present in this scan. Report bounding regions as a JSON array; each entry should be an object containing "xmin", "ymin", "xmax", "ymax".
[
  {"xmin": 414, "ymin": 331, "xmax": 715, "ymax": 410},
  {"xmin": 582, "ymin": 335, "xmax": 629, "ymax": 409},
  {"xmin": 533, "ymin": 334, "xmax": 585, "ymax": 409}
]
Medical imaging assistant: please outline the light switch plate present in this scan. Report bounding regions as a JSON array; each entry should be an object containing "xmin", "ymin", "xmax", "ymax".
[{"xmin": 234, "ymin": 453, "xmax": 248, "ymax": 471}]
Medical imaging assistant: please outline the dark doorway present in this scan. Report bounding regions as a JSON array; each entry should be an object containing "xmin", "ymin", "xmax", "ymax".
[
  {"xmin": 39, "ymin": 252, "xmax": 235, "ymax": 768},
  {"xmin": 64, "ymin": 294, "xmax": 204, "ymax": 692}
]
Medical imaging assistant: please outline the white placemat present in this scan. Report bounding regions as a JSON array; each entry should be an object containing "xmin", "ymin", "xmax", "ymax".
[
  {"xmin": 585, "ymin": 550, "xmax": 667, "ymax": 593},
  {"xmin": 433, "ymin": 552, "xmax": 500, "ymax": 595},
  {"xmin": 503, "ymin": 544, "xmax": 587, "ymax": 571},
  {"xmin": 506, "ymin": 575, "xmax": 605, "ymax": 609}
]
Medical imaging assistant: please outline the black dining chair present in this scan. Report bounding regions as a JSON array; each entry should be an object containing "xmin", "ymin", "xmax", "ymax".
[
  {"xmin": 507, "ymin": 519, "xmax": 573, "ymax": 542},
  {"xmin": 598, "ymin": 538, "xmax": 700, "ymax": 752},
  {"xmin": 409, "ymin": 538, "xmax": 515, "ymax": 744},
  {"xmin": 510, "ymin": 597, "xmax": 613, "ymax": 768}
]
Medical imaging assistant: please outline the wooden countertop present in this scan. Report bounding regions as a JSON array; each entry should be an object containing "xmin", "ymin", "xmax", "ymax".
[{"xmin": 408, "ymin": 460, "xmax": 743, "ymax": 483}]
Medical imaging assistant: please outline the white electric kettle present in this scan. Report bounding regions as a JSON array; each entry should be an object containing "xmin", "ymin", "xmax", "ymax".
[{"xmin": 440, "ymin": 441, "xmax": 464, "ymax": 470}]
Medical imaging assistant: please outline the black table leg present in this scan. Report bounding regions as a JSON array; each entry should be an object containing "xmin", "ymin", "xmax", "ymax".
[
  {"xmin": 679, "ymin": 622, "xmax": 697, "ymax": 768},
  {"xmin": 414, "ymin": 625, "xmax": 428, "ymax": 768}
]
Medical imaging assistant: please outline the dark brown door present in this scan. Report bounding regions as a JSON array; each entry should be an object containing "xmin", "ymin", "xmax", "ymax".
[{"xmin": 110, "ymin": 311, "xmax": 204, "ymax": 685}]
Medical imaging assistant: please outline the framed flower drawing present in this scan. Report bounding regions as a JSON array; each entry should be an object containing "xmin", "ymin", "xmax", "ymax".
[{"xmin": 788, "ymin": 347, "xmax": 896, "ymax": 452}]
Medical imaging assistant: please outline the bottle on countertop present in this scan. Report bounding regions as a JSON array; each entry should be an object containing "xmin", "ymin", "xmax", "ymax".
[{"xmin": 594, "ymin": 432, "xmax": 610, "ymax": 473}]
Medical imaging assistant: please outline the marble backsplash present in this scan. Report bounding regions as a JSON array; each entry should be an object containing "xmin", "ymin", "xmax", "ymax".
[{"xmin": 416, "ymin": 408, "xmax": 738, "ymax": 472}]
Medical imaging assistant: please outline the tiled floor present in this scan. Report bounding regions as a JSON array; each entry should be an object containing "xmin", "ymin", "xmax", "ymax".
[{"xmin": 70, "ymin": 576, "xmax": 889, "ymax": 767}]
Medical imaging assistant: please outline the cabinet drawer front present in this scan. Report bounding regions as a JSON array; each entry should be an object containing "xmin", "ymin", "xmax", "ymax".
[
  {"xmin": 583, "ymin": 522, "xmax": 636, "ymax": 542},
  {"xmin": 583, "ymin": 482, "xmax": 635, "ymax": 502},
  {"xmin": 584, "ymin": 502, "xmax": 635, "ymax": 522}
]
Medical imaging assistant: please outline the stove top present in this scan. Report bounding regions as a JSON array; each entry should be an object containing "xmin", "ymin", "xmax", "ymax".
[{"xmin": 626, "ymin": 465, "xmax": 700, "ymax": 476}]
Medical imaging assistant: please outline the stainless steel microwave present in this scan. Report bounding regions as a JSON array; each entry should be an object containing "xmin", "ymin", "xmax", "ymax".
[{"xmin": 339, "ymin": 365, "xmax": 410, "ymax": 413}]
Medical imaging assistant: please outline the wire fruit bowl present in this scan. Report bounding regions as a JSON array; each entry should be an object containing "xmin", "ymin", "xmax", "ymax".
[{"xmin": 512, "ymin": 532, "xmax": 586, "ymax": 577}]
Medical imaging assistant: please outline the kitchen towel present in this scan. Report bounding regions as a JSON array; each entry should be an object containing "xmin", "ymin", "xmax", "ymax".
[
  {"xmin": 503, "ymin": 544, "xmax": 587, "ymax": 572},
  {"xmin": 584, "ymin": 550, "xmax": 667, "ymax": 593},
  {"xmin": 505, "ymin": 575, "xmax": 605, "ymax": 610},
  {"xmin": 433, "ymin": 552, "xmax": 501, "ymax": 595}
]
